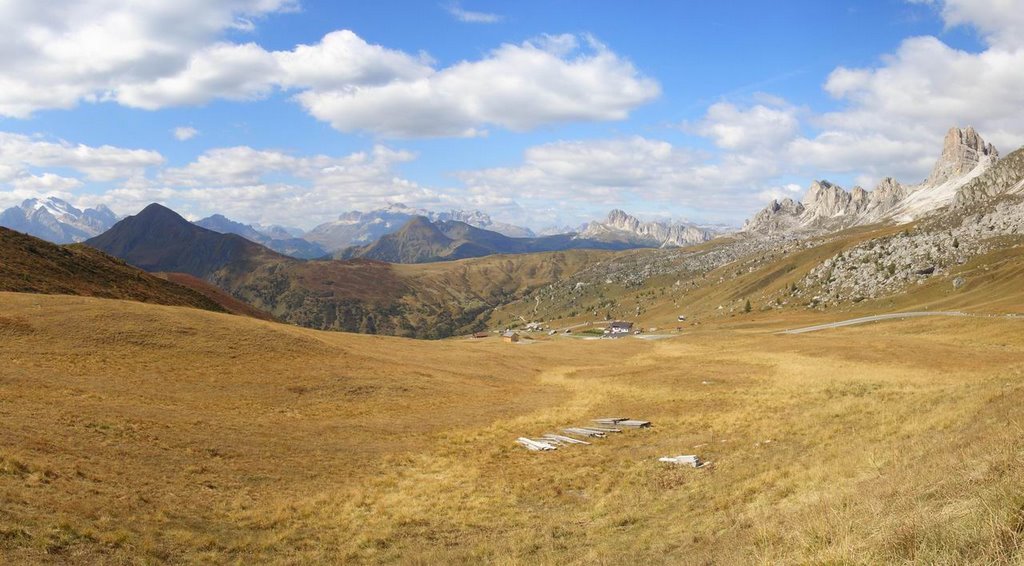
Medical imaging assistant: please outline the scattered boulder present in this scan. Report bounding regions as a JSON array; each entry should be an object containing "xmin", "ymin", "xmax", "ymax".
[{"xmin": 953, "ymin": 276, "xmax": 966, "ymax": 290}]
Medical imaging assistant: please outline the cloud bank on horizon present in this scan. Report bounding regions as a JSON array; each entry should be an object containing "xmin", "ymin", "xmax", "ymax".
[{"xmin": 0, "ymin": 0, "xmax": 1022, "ymax": 229}]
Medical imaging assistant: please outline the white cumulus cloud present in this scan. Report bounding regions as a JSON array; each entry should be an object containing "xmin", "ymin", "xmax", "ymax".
[
  {"xmin": 0, "ymin": 3, "xmax": 657, "ymax": 138},
  {"xmin": 0, "ymin": 0, "xmax": 297, "ymax": 117},
  {"xmin": 445, "ymin": 2, "xmax": 503, "ymax": 23},
  {"xmin": 173, "ymin": 127, "xmax": 199, "ymax": 141},
  {"xmin": 696, "ymin": 101, "xmax": 800, "ymax": 151},
  {"xmin": 292, "ymin": 33, "xmax": 659, "ymax": 137}
]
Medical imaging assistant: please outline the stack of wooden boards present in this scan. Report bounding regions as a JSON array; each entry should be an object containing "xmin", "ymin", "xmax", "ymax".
[{"xmin": 516, "ymin": 417, "xmax": 651, "ymax": 451}]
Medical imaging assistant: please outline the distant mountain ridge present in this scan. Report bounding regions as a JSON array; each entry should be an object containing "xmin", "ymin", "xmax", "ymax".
[
  {"xmin": 0, "ymin": 197, "xmax": 118, "ymax": 243},
  {"xmin": 579, "ymin": 209, "xmax": 716, "ymax": 247},
  {"xmin": 194, "ymin": 214, "xmax": 327, "ymax": 259},
  {"xmin": 304, "ymin": 203, "xmax": 535, "ymax": 251},
  {"xmin": 338, "ymin": 216, "xmax": 639, "ymax": 263},
  {"xmin": 83, "ymin": 203, "xmax": 604, "ymax": 339},
  {"xmin": 743, "ymin": 126, "xmax": 1001, "ymax": 234}
]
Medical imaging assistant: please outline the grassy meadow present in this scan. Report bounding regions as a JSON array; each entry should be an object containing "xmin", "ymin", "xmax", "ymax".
[{"xmin": 3, "ymin": 289, "xmax": 1024, "ymax": 564}]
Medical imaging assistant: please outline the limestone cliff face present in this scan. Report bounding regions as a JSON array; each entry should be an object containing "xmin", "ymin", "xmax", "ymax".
[
  {"xmin": 924, "ymin": 126, "xmax": 999, "ymax": 188},
  {"xmin": 580, "ymin": 209, "xmax": 714, "ymax": 247},
  {"xmin": 741, "ymin": 198, "xmax": 805, "ymax": 234},
  {"xmin": 954, "ymin": 146, "xmax": 1024, "ymax": 207},
  {"xmin": 742, "ymin": 126, "xmax": 1002, "ymax": 235},
  {"xmin": 801, "ymin": 180, "xmax": 856, "ymax": 223},
  {"xmin": 860, "ymin": 177, "xmax": 907, "ymax": 222}
]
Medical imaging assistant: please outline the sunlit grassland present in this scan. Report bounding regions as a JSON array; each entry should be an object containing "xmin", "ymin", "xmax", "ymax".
[{"xmin": 2, "ymin": 291, "xmax": 1024, "ymax": 563}]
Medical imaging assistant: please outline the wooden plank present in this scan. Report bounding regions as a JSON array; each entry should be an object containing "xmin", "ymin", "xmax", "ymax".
[
  {"xmin": 593, "ymin": 417, "xmax": 628, "ymax": 425},
  {"xmin": 563, "ymin": 427, "xmax": 605, "ymax": 438},
  {"xmin": 543, "ymin": 434, "xmax": 590, "ymax": 445},
  {"xmin": 516, "ymin": 437, "xmax": 557, "ymax": 451},
  {"xmin": 618, "ymin": 420, "xmax": 651, "ymax": 428},
  {"xmin": 583, "ymin": 426, "xmax": 622, "ymax": 433},
  {"xmin": 658, "ymin": 455, "xmax": 703, "ymax": 467}
]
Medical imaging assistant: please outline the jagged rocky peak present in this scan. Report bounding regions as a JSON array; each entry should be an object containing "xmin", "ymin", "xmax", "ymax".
[
  {"xmin": 581, "ymin": 209, "xmax": 714, "ymax": 247},
  {"xmin": 604, "ymin": 209, "xmax": 642, "ymax": 230},
  {"xmin": 924, "ymin": 126, "xmax": 999, "ymax": 187},
  {"xmin": 742, "ymin": 126, "xmax": 1006, "ymax": 235},
  {"xmin": 802, "ymin": 180, "xmax": 853, "ymax": 219},
  {"xmin": 860, "ymin": 177, "xmax": 907, "ymax": 218},
  {"xmin": 741, "ymin": 198, "xmax": 805, "ymax": 233},
  {"xmin": 873, "ymin": 176, "xmax": 904, "ymax": 195}
]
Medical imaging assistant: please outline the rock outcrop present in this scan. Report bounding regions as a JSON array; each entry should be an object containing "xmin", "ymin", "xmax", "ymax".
[
  {"xmin": 741, "ymin": 198, "xmax": 805, "ymax": 234},
  {"xmin": 579, "ymin": 209, "xmax": 715, "ymax": 247},
  {"xmin": 924, "ymin": 126, "xmax": 998, "ymax": 188},
  {"xmin": 954, "ymin": 146, "xmax": 1024, "ymax": 207},
  {"xmin": 743, "ymin": 126, "xmax": 1000, "ymax": 235}
]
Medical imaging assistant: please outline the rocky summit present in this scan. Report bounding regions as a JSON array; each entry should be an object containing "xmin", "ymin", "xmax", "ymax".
[
  {"xmin": 924, "ymin": 125, "xmax": 999, "ymax": 188},
  {"xmin": 0, "ymin": 197, "xmax": 117, "ymax": 244},
  {"xmin": 743, "ymin": 126, "xmax": 1000, "ymax": 234},
  {"xmin": 579, "ymin": 209, "xmax": 715, "ymax": 247}
]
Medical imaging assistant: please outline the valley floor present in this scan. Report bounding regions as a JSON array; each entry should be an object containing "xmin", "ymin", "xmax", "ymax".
[{"xmin": 2, "ymin": 292, "xmax": 1024, "ymax": 564}]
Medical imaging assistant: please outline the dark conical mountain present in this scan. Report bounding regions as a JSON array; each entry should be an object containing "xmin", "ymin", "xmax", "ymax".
[
  {"xmin": 343, "ymin": 216, "xmax": 457, "ymax": 263},
  {"xmin": 86, "ymin": 203, "xmax": 288, "ymax": 277}
]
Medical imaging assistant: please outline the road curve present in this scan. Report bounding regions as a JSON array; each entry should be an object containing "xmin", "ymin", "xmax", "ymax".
[{"xmin": 779, "ymin": 311, "xmax": 970, "ymax": 335}]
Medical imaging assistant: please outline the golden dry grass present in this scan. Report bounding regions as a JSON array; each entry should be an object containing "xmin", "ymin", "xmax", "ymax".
[{"xmin": 2, "ymin": 290, "xmax": 1024, "ymax": 564}]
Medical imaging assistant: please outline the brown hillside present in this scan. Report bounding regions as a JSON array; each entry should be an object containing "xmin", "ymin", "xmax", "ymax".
[
  {"xmin": 154, "ymin": 272, "xmax": 277, "ymax": 321},
  {"xmin": 0, "ymin": 226, "xmax": 227, "ymax": 314}
]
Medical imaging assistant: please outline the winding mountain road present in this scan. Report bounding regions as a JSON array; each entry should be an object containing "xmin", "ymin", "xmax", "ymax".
[{"xmin": 779, "ymin": 311, "xmax": 972, "ymax": 335}]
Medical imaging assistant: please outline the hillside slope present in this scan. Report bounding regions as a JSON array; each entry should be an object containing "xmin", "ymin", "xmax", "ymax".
[
  {"xmin": 152, "ymin": 272, "xmax": 277, "ymax": 321},
  {"xmin": 0, "ymin": 226, "xmax": 227, "ymax": 313}
]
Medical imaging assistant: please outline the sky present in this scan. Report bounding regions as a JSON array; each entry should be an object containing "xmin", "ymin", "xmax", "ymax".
[{"xmin": 1, "ymin": 0, "xmax": 1023, "ymax": 230}]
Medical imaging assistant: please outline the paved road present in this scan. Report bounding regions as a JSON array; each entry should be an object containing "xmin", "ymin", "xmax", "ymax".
[{"xmin": 779, "ymin": 311, "xmax": 971, "ymax": 335}]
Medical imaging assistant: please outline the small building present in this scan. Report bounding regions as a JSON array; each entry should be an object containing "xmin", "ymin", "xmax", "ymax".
[
  {"xmin": 502, "ymin": 331, "xmax": 520, "ymax": 343},
  {"xmin": 605, "ymin": 321, "xmax": 634, "ymax": 336},
  {"xmin": 472, "ymin": 332, "xmax": 489, "ymax": 339}
]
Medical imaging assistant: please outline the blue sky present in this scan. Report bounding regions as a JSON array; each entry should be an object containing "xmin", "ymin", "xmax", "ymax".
[{"xmin": 0, "ymin": 0, "xmax": 1021, "ymax": 229}]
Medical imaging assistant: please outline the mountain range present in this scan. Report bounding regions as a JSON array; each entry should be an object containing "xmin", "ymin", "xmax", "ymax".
[
  {"xmin": 193, "ymin": 214, "xmax": 328, "ymax": 259},
  {"xmin": 303, "ymin": 203, "xmax": 536, "ymax": 251},
  {"xmin": 336, "ymin": 216, "xmax": 630, "ymax": 263},
  {"xmin": 337, "ymin": 209, "xmax": 718, "ymax": 263},
  {"xmin": 0, "ymin": 197, "xmax": 118, "ymax": 243},
  {"xmin": 82, "ymin": 203, "xmax": 608, "ymax": 338},
  {"xmin": 579, "ymin": 209, "xmax": 715, "ymax": 247},
  {"xmin": 2, "ymin": 123, "xmax": 1022, "ymax": 344},
  {"xmin": 743, "ymin": 126, "xmax": 1000, "ymax": 234}
]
